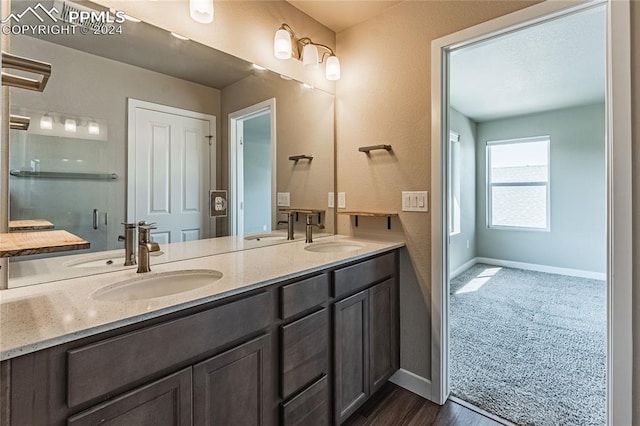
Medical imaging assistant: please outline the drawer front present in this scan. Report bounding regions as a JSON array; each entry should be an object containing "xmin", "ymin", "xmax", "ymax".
[
  {"xmin": 333, "ymin": 252, "xmax": 395, "ymax": 298},
  {"xmin": 280, "ymin": 274, "xmax": 328, "ymax": 319},
  {"xmin": 282, "ymin": 375, "xmax": 329, "ymax": 426},
  {"xmin": 281, "ymin": 308, "xmax": 328, "ymax": 399},
  {"xmin": 67, "ymin": 368, "xmax": 192, "ymax": 426},
  {"xmin": 68, "ymin": 291, "xmax": 271, "ymax": 408}
]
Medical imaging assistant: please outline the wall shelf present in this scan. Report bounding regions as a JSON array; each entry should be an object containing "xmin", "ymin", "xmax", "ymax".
[
  {"xmin": 358, "ymin": 144, "xmax": 392, "ymax": 153},
  {"xmin": 9, "ymin": 220, "xmax": 54, "ymax": 232},
  {"xmin": 288, "ymin": 155, "xmax": 313, "ymax": 162},
  {"xmin": 338, "ymin": 211, "xmax": 398, "ymax": 230},
  {"xmin": 0, "ymin": 230, "xmax": 89, "ymax": 258}
]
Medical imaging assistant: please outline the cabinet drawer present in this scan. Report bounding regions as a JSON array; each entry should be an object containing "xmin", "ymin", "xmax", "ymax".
[
  {"xmin": 282, "ymin": 375, "xmax": 329, "ymax": 426},
  {"xmin": 281, "ymin": 308, "xmax": 328, "ymax": 398},
  {"xmin": 333, "ymin": 252, "xmax": 395, "ymax": 298},
  {"xmin": 67, "ymin": 368, "xmax": 192, "ymax": 426},
  {"xmin": 68, "ymin": 291, "xmax": 271, "ymax": 408},
  {"xmin": 280, "ymin": 274, "xmax": 328, "ymax": 319}
]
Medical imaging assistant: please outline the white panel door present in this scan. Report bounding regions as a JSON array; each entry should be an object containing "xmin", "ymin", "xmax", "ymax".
[{"xmin": 134, "ymin": 108, "xmax": 212, "ymax": 243}]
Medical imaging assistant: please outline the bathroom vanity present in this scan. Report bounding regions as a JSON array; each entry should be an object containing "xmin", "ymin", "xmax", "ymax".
[{"xmin": 0, "ymin": 237, "xmax": 402, "ymax": 425}]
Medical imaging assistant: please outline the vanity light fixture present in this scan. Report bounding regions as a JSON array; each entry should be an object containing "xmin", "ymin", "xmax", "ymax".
[
  {"xmin": 170, "ymin": 32, "xmax": 190, "ymax": 41},
  {"xmin": 190, "ymin": 0, "xmax": 214, "ymax": 24},
  {"xmin": 40, "ymin": 114, "xmax": 53, "ymax": 130},
  {"xmin": 64, "ymin": 119, "xmax": 77, "ymax": 133},
  {"xmin": 88, "ymin": 121, "xmax": 100, "ymax": 135},
  {"xmin": 273, "ymin": 23, "xmax": 341, "ymax": 81}
]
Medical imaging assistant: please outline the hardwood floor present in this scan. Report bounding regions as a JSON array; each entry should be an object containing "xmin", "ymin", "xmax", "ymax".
[{"xmin": 343, "ymin": 383, "xmax": 505, "ymax": 426}]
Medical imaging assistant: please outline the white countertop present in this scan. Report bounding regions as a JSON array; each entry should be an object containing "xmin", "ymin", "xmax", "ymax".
[{"xmin": 0, "ymin": 235, "xmax": 404, "ymax": 361}]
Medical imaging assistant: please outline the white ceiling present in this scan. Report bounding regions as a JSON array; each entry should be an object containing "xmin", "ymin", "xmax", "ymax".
[
  {"xmin": 450, "ymin": 6, "xmax": 605, "ymax": 122},
  {"xmin": 286, "ymin": 1, "xmax": 402, "ymax": 33}
]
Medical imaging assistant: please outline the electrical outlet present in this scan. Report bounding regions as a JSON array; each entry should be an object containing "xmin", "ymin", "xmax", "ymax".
[
  {"xmin": 402, "ymin": 191, "xmax": 429, "ymax": 212},
  {"xmin": 328, "ymin": 192, "xmax": 335, "ymax": 208},
  {"xmin": 277, "ymin": 192, "xmax": 290, "ymax": 207},
  {"xmin": 338, "ymin": 192, "xmax": 346, "ymax": 209}
]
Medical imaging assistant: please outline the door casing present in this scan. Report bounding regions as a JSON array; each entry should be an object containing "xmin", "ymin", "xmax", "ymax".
[{"xmin": 430, "ymin": 1, "xmax": 632, "ymax": 425}]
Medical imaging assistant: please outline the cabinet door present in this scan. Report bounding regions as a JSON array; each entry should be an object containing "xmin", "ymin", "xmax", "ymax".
[
  {"xmin": 193, "ymin": 334, "xmax": 271, "ymax": 426},
  {"xmin": 369, "ymin": 278, "xmax": 399, "ymax": 394},
  {"xmin": 333, "ymin": 291, "xmax": 369, "ymax": 424},
  {"xmin": 67, "ymin": 368, "xmax": 192, "ymax": 426}
]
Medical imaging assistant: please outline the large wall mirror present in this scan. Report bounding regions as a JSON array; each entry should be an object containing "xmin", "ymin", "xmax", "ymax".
[{"xmin": 7, "ymin": 0, "xmax": 335, "ymax": 287}]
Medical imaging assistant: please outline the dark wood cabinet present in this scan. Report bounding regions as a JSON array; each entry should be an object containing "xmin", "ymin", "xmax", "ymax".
[
  {"xmin": 67, "ymin": 368, "xmax": 192, "ymax": 426},
  {"xmin": 193, "ymin": 334, "xmax": 271, "ymax": 426},
  {"xmin": 334, "ymin": 291, "xmax": 370, "ymax": 424},
  {"xmin": 333, "ymin": 279, "xmax": 399, "ymax": 424},
  {"xmin": 369, "ymin": 278, "xmax": 398, "ymax": 394},
  {"xmin": 1, "ymin": 249, "xmax": 399, "ymax": 426}
]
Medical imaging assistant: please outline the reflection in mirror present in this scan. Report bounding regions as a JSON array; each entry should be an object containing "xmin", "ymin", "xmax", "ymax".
[{"xmin": 7, "ymin": 1, "xmax": 335, "ymax": 288}]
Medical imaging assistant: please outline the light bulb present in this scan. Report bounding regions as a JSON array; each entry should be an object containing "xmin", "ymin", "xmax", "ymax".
[
  {"xmin": 190, "ymin": 0, "xmax": 214, "ymax": 24},
  {"xmin": 302, "ymin": 44, "xmax": 319, "ymax": 68},
  {"xmin": 40, "ymin": 115, "xmax": 53, "ymax": 130},
  {"xmin": 88, "ymin": 121, "xmax": 100, "ymax": 135},
  {"xmin": 64, "ymin": 119, "xmax": 77, "ymax": 133},
  {"xmin": 326, "ymin": 55, "xmax": 341, "ymax": 81},
  {"xmin": 274, "ymin": 29, "xmax": 292, "ymax": 60}
]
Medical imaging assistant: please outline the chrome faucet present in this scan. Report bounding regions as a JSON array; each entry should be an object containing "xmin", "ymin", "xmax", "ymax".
[
  {"xmin": 305, "ymin": 213, "xmax": 324, "ymax": 243},
  {"xmin": 118, "ymin": 223, "xmax": 137, "ymax": 266},
  {"xmin": 137, "ymin": 221, "xmax": 160, "ymax": 273},
  {"xmin": 276, "ymin": 212, "xmax": 295, "ymax": 240}
]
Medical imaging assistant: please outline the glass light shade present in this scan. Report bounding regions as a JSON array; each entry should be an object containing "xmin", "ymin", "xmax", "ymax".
[
  {"xmin": 64, "ymin": 119, "xmax": 77, "ymax": 133},
  {"xmin": 274, "ymin": 29, "xmax": 292, "ymax": 60},
  {"xmin": 326, "ymin": 55, "xmax": 341, "ymax": 81},
  {"xmin": 190, "ymin": 0, "xmax": 214, "ymax": 24},
  {"xmin": 40, "ymin": 115, "xmax": 53, "ymax": 130},
  {"xmin": 302, "ymin": 44, "xmax": 319, "ymax": 68},
  {"xmin": 88, "ymin": 121, "xmax": 100, "ymax": 135}
]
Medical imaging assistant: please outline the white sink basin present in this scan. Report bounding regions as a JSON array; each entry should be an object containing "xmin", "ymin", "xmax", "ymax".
[
  {"xmin": 65, "ymin": 251, "xmax": 163, "ymax": 269},
  {"xmin": 304, "ymin": 241, "xmax": 366, "ymax": 253},
  {"xmin": 92, "ymin": 269, "xmax": 223, "ymax": 302},
  {"xmin": 244, "ymin": 233, "xmax": 288, "ymax": 242}
]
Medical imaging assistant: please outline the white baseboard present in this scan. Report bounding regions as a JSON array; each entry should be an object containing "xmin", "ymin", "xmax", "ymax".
[
  {"xmin": 450, "ymin": 257, "xmax": 478, "ymax": 279},
  {"xmin": 476, "ymin": 257, "xmax": 606, "ymax": 280},
  {"xmin": 389, "ymin": 369, "xmax": 432, "ymax": 400}
]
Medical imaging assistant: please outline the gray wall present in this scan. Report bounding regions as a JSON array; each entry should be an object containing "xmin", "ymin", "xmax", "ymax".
[
  {"xmin": 449, "ymin": 108, "xmax": 477, "ymax": 274},
  {"xmin": 476, "ymin": 103, "xmax": 606, "ymax": 273},
  {"xmin": 243, "ymin": 114, "xmax": 272, "ymax": 235}
]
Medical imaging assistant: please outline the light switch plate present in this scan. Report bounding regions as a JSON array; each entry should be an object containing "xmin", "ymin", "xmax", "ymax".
[
  {"xmin": 402, "ymin": 191, "xmax": 429, "ymax": 212},
  {"xmin": 328, "ymin": 192, "xmax": 335, "ymax": 208},
  {"xmin": 338, "ymin": 192, "xmax": 346, "ymax": 209},
  {"xmin": 277, "ymin": 192, "xmax": 290, "ymax": 207}
]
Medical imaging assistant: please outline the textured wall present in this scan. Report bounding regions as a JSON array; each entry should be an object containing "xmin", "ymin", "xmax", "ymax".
[
  {"xmin": 335, "ymin": 0, "xmax": 539, "ymax": 379},
  {"xmin": 476, "ymin": 103, "xmax": 606, "ymax": 273}
]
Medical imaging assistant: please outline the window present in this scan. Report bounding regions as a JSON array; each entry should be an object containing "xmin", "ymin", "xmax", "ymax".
[
  {"xmin": 487, "ymin": 136, "xmax": 550, "ymax": 230},
  {"xmin": 448, "ymin": 131, "xmax": 461, "ymax": 235}
]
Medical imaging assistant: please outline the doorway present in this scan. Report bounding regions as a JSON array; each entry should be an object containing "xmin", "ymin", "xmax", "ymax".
[
  {"xmin": 127, "ymin": 99, "xmax": 216, "ymax": 243},
  {"xmin": 431, "ymin": 1, "xmax": 632, "ymax": 425},
  {"xmin": 229, "ymin": 98, "xmax": 276, "ymax": 236}
]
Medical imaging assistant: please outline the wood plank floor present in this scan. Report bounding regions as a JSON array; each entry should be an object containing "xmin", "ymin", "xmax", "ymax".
[{"xmin": 343, "ymin": 383, "xmax": 505, "ymax": 426}]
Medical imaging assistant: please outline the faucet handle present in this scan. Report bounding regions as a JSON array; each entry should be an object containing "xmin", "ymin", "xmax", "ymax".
[{"xmin": 138, "ymin": 220, "xmax": 157, "ymax": 229}]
